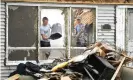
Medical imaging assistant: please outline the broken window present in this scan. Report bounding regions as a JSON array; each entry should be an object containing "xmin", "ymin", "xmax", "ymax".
[
  {"xmin": 8, "ymin": 6, "xmax": 38, "ymax": 47},
  {"xmin": 70, "ymin": 8, "xmax": 96, "ymax": 57},
  {"xmin": 38, "ymin": 7, "xmax": 69, "ymax": 61},
  {"xmin": 7, "ymin": 5, "xmax": 38, "ymax": 62},
  {"xmin": 39, "ymin": 8, "xmax": 66, "ymax": 47},
  {"xmin": 71, "ymin": 8, "xmax": 96, "ymax": 47},
  {"xmin": 6, "ymin": 4, "xmax": 96, "ymax": 64}
]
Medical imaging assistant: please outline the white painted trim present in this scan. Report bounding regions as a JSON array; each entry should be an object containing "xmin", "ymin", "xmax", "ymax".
[
  {"xmin": 38, "ymin": 6, "xmax": 41, "ymax": 61},
  {"xmin": 69, "ymin": 7, "xmax": 72, "ymax": 58},
  {"xmin": 7, "ymin": 2, "xmax": 98, "ymax": 8},
  {"xmin": 6, "ymin": 61, "xmax": 37, "ymax": 65},
  {"xmin": 70, "ymin": 47, "xmax": 86, "ymax": 49},
  {"xmin": 96, "ymin": 6, "xmax": 98, "ymax": 41},
  {"xmin": 116, "ymin": 7, "xmax": 126, "ymax": 50},
  {"xmin": 66, "ymin": 7, "xmax": 70, "ymax": 59},
  {"xmin": 39, "ymin": 47, "xmax": 66, "ymax": 49},
  {"xmin": 117, "ymin": 5, "xmax": 133, "ymax": 8},
  {"xmin": 6, "ymin": 59, "xmax": 56, "ymax": 65},
  {"xmin": 8, "ymin": 47, "xmax": 36, "ymax": 50}
]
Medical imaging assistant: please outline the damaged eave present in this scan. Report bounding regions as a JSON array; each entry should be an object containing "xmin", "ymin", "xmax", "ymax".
[{"xmin": 1, "ymin": 0, "xmax": 133, "ymax": 5}]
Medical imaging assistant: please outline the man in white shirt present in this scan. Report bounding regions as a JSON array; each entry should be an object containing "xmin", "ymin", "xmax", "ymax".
[
  {"xmin": 40, "ymin": 17, "xmax": 51, "ymax": 59},
  {"xmin": 40, "ymin": 17, "xmax": 51, "ymax": 47}
]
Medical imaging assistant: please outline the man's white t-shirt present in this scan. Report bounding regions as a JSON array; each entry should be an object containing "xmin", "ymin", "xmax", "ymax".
[{"xmin": 40, "ymin": 24, "xmax": 51, "ymax": 42}]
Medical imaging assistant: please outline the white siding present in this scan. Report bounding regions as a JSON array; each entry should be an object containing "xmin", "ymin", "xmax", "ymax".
[
  {"xmin": 0, "ymin": 3, "xmax": 116, "ymax": 79},
  {"xmin": 0, "ymin": 3, "xmax": 17, "ymax": 80},
  {"xmin": 97, "ymin": 5, "xmax": 115, "ymax": 46}
]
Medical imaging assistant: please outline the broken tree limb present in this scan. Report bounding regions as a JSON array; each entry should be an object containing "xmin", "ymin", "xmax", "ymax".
[{"xmin": 111, "ymin": 57, "xmax": 126, "ymax": 80}]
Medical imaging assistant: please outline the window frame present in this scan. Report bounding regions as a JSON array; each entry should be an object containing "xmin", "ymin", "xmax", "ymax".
[
  {"xmin": 70, "ymin": 7, "xmax": 97, "ymax": 57},
  {"xmin": 6, "ymin": 3, "xmax": 98, "ymax": 65}
]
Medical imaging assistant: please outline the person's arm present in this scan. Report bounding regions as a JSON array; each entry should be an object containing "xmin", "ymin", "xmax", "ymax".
[
  {"xmin": 76, "ymin": 25, "xmax": 84, "ymax": 38},
  {"xmin": 74, "ymin": 25, "xmax": 77, "ymax": 35},
  {"xmin": 40, "ymin": 28, "xmax": 48, "ymax": 40},
  {"xmin": 41, "ymin": 34, "xmax": 48, "ymax": 40}
]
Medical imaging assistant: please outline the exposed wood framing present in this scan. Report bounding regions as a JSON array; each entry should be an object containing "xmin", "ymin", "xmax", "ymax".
[{"xmin": 1, "ymin": 0, "xmax": 133, "ymax": 4}]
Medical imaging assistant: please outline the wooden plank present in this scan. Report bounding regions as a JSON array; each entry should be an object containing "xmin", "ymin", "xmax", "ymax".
[{"xmin": 111, "ymin": 57, "xmax": 126, "ymax": 80}]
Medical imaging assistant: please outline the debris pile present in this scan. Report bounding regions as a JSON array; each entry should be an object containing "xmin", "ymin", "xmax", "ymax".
[{"xmin": 7, "ymin": 42, "xmax": 133, "ymax": 80}]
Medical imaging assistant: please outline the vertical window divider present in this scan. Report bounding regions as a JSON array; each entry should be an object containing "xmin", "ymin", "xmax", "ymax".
[
  {"xmin": 68, "ymin": 7, "xmax": 72, "ymax": 58},
  {"xmin": 37, "ymin": 6, "xmax": 41, "ymax": 63}
]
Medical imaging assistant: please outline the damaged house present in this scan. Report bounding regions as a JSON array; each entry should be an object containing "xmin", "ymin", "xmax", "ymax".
[{"xmin": 1, "ymin": 0, "xmax": 133, "ymax": 80}]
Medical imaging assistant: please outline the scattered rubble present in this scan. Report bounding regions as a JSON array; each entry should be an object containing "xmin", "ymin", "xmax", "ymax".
[{"xmin": 7, "ymin": 42, "xmax": 133, "ymax": 80}]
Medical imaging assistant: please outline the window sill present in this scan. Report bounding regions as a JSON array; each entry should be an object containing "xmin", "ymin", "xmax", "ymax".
[{"xmin": 6, "ymin": 59, "xmax": 55, "ymax": 66}]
